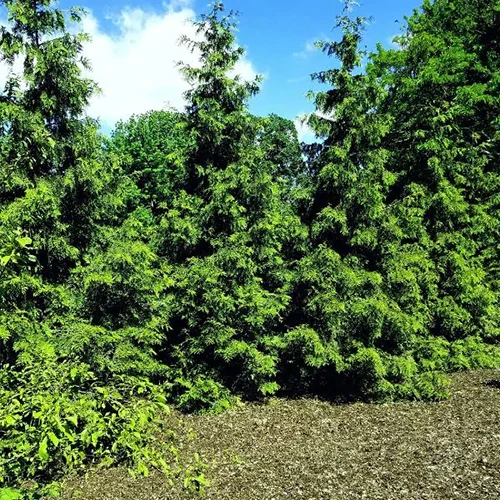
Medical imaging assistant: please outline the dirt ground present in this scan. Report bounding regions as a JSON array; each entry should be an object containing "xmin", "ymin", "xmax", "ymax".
[{"xmin": 63, "ymin": 369, "xmax": 500, "ymax": 500}]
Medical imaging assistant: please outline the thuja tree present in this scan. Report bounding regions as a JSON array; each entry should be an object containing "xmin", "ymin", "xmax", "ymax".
[
  {"xmin": 111, "ymin": 110, "xmax": 304, "ymax": 215},
  {"xmin": 0, "ymin": 0, "xmax": 139, "ymax": 379},
  {"xmin": 0, "ymin": 0, "xmax": 100, "ymax": 364},
  {"xmin": 290, "ymin": 0, "xmax": 500, "ymax": 401},
  {"xmin": 284, "ymin": 2, "xmax": 432, "ymax": 400},
  {"xmin": 0, "ymin": 1, "xmax": 180, "ymax": 494},
  {"xmin": 367, "ymin": 0, "xmax": 500, "ymax": 376},
  {"xmin": 152, "ymin": 2, "xmax": 306, "ymax": 411},
  {"xmin": 372, "ymin": 0, "xmax": 500, "ymax": 344}
]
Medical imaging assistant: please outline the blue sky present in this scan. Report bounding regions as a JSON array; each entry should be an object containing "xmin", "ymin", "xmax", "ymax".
[
  {"xmin": 23, "ymin": 0, "xmax": 422, "ymax": 133},
  {"xmin": 207, "ymin": 0, "xmax": 422, "ymax": 119}
]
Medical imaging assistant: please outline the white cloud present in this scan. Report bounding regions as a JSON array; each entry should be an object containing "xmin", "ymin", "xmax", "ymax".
[
  {"xmin": 293, "ymin": 34, "xmax": 334, "ymax": 60},
  {"xmin": 294, "ymin": 114, "xmax": 316, "ymax": 144},
  {"xmin": 0, "ymin": 2, "xmax": 258, "ymax": 128},
  {"xmin": 387, "ymin": 33, "xmax": 404, "ymax": 50},
  {"xmin": 81, "ymin": 5, "xmax": 190, "ymax": 125},
  {"xmin": 83, "ymin": 0, "xmax": 256, "ymax": 126},
  {"xmin": 294, "ymin": 108, "xmax": 339, "ymax": 143},
  {"xmin": 293, "ymin": 40, "xmax": 317, "ymax": 59},
  {"xmin": 79, "ymin": 1, "xmax": 259, "ymax": 127}
]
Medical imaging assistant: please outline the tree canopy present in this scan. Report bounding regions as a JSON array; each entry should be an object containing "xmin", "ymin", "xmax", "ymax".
[{"xmin": 0, "ymin": 0, "xmax": 499, "ymax": 496}]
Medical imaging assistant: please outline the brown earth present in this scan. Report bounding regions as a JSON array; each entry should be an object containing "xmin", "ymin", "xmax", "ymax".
[{"xmin": 63, "ymin": 369, "xmax": 500, "ymax": 500}]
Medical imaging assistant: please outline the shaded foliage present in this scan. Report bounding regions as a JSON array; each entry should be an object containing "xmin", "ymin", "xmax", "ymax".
[
  {"xmin": 0, "ymin": 1, "xmax": 187, "ymax": 497},
  {"xmin": 289, "ymin": 0, "xmax": 500, "ymax": 399}
]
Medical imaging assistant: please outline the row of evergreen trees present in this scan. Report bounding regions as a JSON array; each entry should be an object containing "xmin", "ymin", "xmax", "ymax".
[{"xmin": 1, "ymin": 0, "xmax": 499, "ymax": 494}]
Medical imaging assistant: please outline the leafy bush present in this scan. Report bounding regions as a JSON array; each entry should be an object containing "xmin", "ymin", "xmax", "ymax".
[
  {"xmin": 0, "ymin": 359, "xmax": 179, "ymax": 497},
  {"xmin": 167, "ymin": 375, "xmax": 238, "ymax": 415}
]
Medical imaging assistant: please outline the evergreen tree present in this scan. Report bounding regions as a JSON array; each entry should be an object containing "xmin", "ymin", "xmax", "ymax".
[
  {"xmin": 0, "ymin": 0, "xmax": 140, "ymax": 385},
  {"xmin": 291, "ymin": 0, "xmax": 500, "ymax": 400},
  {"xmin": 0, "ymin": 0, "xmax": 115, "ymax": 286},
  {"xmin": 155, "ymin": 2, "xmax": 306, "ymax": 408},
  {"xmin": 0, "ymin": 2, "xmax": 181, "ymax": 494},
  {"xmin": 371, "ymin": 0, "xmax": 500, "ymax": 343}
]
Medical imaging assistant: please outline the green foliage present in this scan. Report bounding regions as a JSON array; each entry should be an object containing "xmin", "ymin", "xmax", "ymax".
[
  {"xmin": 0, "ymin": 229, "xmax": 36, "ymax": 302},
  {"xmin": 180, "ymin": 2, "xmax": 261, "ymax": 169},
  {"xmin": 110, "ymin": 110, "xmax": 192, "ymax": 213},
  {"xmin": 167, "ymin": 375, "xmax": 238, "ymax": 415},
  {"xmin": 1, "ymin": 0, "xmax": 500, "ymax": 494},
  {"xmin": 0, "ymin": 488, "xmax": 23, "ymax": 500},
  {"xmin": 0, "ymin": 230, "xmax": 35, "ymax": 273},
  {"xmin": 254, "ymin": 113, "xmax": 306, "ymax": 189},
  {"xmin": 145, "ymin": 2, "xmax": 307, "ymax": 401},
  {"xmin": 183, "ymin": 453, "xmax": 210, "ymax": 496},
  {"xmin": 0, "ymin": 0, "xmax": 182, "ymax": 496},
  {"xmin": 0, "ymin": 358, "xmax": 178, "ymax": 496},
  {"xmin": 289, "ymin": 0, "xmax": 500, "ymax": 401}
]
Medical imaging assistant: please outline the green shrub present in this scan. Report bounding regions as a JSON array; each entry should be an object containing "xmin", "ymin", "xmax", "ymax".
[
  {"xmin": 1, "ymin": 5, "xmax": 500, "ymax": 493},
  {"xmin": 167, "ymin": 375, "xmax": 239, "ymax": 415},
  {"xmin": 0, "ymin": 359, "xmax": 179, "ymax": 497},
  {"xmin": 413, "ymin": 336, "xmax": 500, "ymax": 373}
]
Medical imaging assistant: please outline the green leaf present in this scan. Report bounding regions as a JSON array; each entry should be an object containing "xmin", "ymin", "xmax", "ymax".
[
  {"xmin": 48, "ymin": 432, "xmax": 60, "ymax": 447},
  {"xmin": 4, "ymin": 415, "xmax": 16, "ymax": 426},
  {"xmin": 0, "ymin": 488, "xmax": 23, "ymax": 500},
  {"xmin": 38, "ymin": 437, "xmax": 49, "ymax": 461},
  {"xmin": 67, "ymin": 415, "xmax": 78, "ymax": 426},
  {"xmin": 137, "ymin": 461, "xmax": 150, "ymax": 477},
  {"xmin": 16, "ymin": 237, "xmax": 32, "ymax": 247}
]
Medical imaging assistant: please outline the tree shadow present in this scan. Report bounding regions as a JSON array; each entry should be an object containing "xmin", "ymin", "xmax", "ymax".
[{"xmin": 484, "ymin": 379, "xmax": 500, "ymax": 389}]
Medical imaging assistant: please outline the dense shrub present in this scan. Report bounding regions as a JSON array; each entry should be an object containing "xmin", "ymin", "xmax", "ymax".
[
  {"xmin": 0, "ymin": 359, "xmax": 177, "ymax": 496},
  {"xmin": 288, "ymin": 0, "xmax": 500, "ymax": 400}
]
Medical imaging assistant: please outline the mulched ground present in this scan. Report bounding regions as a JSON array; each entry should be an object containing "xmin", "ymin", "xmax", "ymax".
[{"xmin": 63, "ymin": 369, "xmax": 500, "ymax": 500}]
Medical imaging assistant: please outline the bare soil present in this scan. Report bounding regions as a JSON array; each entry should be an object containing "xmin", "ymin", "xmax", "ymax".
[{"xmin": 63, "ymin": 369, "xmax": 500, "ymax": 500}]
